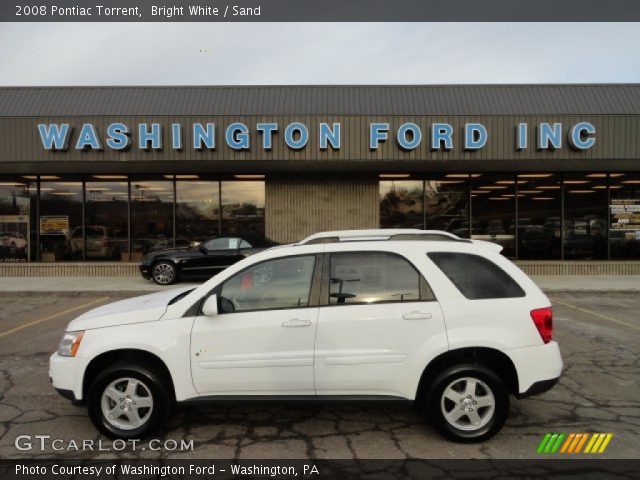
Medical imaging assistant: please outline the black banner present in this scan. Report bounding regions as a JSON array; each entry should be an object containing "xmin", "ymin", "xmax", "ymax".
[
  {"xmin": 2, "ymin": 0, "xmax": 640, "ymax": 22},
  {"xmin": 1, "ymin": 459, "xmax": 639, "ymax": 480}
]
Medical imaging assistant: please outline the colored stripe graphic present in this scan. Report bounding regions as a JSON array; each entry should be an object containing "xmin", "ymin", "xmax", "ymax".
[
  {"xmin": 539, "ymin": 433, "xmax": 613, "ymax": 454},
  {"xmin": 537, "ymin": 433, "xmax": 565, "ymax": 453},
  {"xmin": 584, "ymin": 433, "xmax": 614, "ymax": 453}
]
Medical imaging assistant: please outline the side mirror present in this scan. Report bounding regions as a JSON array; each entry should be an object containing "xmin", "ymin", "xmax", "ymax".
[
  {"xmin": 201, "ymin": 294, "xmax": 218, "ymax": 316},
  {"xmin": 198, "ymin": 244, "xmax": 207, "ymax": 254}
]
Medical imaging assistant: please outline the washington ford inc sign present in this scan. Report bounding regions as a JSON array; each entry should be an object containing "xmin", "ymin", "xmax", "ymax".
[{"xmin": 37, "ymin": 121, "xmax": 597, "ymax": 152}]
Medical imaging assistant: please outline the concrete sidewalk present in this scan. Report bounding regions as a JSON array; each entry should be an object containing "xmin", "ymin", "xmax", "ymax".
[{"xmin": 0, "ymin": 275, "xmax": 639, "ymax": 293}]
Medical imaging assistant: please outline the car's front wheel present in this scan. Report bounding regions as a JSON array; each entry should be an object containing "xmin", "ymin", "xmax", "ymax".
[
  {"xmin": 426, "ymin": 364, "xmax": 509, "ymax": 443},
  {"xmin": 152, "ymin": 261, "xmax": 177, "ymax": 285},
  {"xmin": 87, "ymin": 363, "xmax": 171, "ymax": 439}
]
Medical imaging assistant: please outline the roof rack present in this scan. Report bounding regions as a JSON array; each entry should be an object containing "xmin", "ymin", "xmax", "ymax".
[{"xmin": 298, "ymin": 229, "xmax": 470, "ymax": 245}]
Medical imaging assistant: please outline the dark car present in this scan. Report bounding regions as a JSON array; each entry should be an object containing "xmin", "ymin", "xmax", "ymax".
[{"xmin": 139, "ymin": 235, "xmax": 278, "ymax": 285}]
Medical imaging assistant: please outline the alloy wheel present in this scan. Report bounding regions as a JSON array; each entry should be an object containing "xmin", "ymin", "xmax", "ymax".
[
  {"xmin": 100, "ymin": 377, "xmax": 154, "ymax": 430},
  {"xmin": 440, "ymin": 376, "xmax": 495, "ymax": 431},
  {"xmin": 153, "ymin": 263, "xmax": 175, "ymax": 284}
]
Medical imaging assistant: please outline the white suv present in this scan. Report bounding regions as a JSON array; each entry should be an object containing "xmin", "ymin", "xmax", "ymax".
[{"xmin": 50, "ymin": 229, "xmax": 562, "ymax": 442}]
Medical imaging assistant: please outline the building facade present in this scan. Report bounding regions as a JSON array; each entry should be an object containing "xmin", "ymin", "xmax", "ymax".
[{"xmin": 0, "ymin": 85, "xmax": 639, "ymax": 266}]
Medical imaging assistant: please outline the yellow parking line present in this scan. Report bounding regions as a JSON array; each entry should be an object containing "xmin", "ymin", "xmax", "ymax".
[
  {"xmin": 0, "ymin": 297, "xmax": 109, "ymax": 338},
  {"xmin": 553, "ymin": 299, "xmax": 640, "ymax": 331}
]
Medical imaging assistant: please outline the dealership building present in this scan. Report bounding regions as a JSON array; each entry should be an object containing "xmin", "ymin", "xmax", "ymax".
[{"xmin": 0, "ymin": 84, "xmax": 639, "ymax": 275}]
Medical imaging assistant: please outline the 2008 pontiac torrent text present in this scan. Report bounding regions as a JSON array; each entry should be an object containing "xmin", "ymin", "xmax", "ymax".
[{"xmin": 49, "ymin": 229, "xmax": 562, "ymax": 443}]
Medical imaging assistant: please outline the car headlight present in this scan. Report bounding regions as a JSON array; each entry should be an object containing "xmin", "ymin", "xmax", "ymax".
[{"xmin": 57, "ymin": 331, "xmax": 85, "ymax": 357}]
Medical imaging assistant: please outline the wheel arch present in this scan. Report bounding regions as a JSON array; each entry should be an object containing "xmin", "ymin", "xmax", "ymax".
[
  {"xmin": 83, "ymin": 349, "xmax": 176, "ymax": 404},
  {"xmin": 416, "ymin": 347, "xmax": 519, "ymax": 400}
]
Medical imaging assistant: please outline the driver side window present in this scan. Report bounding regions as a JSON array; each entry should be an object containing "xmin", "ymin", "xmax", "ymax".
[
  {"xmin": 218, "ymin": 255, "xmax": 316, "ymax": 313},
  {"xmin": 204, "ymin": 237, "xmax": 239, "ymax": 250}
]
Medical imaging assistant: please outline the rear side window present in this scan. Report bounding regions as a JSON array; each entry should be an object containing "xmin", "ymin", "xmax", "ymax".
[
  {"xmin": 329, "ymin": 252, "xmax": 433, "ymax": 305},
  {"xmin": 428, "ymin": 252, "xmax": 525, "ymax": 300}
]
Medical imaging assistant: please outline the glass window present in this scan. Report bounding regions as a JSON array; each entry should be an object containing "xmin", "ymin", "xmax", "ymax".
[
  {"xmin": 221, "ymin": 181, "xmax": 265, "ymax": 237},
  {"xmin": 176, "ymin": 180, "xmax": 220, "ymax": 248},
  {"xmin": 0, "ymin": 177, "xmax": 34, "ymax": 262},
  {"xmin": 563, "ymin": 173, "xmax": 607, "ymax": 260},
  {"xmin": 609, "ymin": 173, "xmax": 640, "ymax": 259},
  {"xmin": 131, "ymin": 177, "xmax": 174, "ymax": 258},
  {"xmin": 428, "ymin": 252, "xmax": 524, "ymax": 300},
  {"xmin": 85, "ymin": 179, "xmax": 129, "ymax": 261},
  {"xmin": 219, "ymin": 255, "xmax": 316, "ymax": 313},
  {"xmin": 517, "ymin": 174, "xmax": 562, "ymax": 260},
  {"xmin": 329, "ymin": 252, "xmax": 421, "ymax": 305},
  {"xmin": 204, "ymin": 237, "xmax": 241, "ymax": 250},
  {"xmin": 380, "ymin": 180, "xmax": 424, "ymax": 229},
  {"xmin": 39, "ymin": 177, "xmax": 83, "ymax": 261},
  {"xmin": 425, "ymin": 176, "xmax": 470, "ymax": 237},
  {"xmin": 471, "ymin": 174, "xmax": 516, "ymax": 258}
]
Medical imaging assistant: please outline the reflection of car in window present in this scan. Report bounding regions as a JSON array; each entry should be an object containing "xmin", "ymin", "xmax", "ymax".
[
  {"xmin": 0, "ymin": 231, "xmax": 27, "ymax": 258},
  {"xmin": 68, "ymin": 225, "xmax": 126, "ymax": 260}
]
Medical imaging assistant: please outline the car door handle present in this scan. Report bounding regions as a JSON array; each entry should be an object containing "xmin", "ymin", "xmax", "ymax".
[
  {"xmin": 402, "ymin": 311, "xmax": 432, "ymax": 320},
  {"xmin": 282, "ymin": 319, "xmax": 312, "ymax": 328}
]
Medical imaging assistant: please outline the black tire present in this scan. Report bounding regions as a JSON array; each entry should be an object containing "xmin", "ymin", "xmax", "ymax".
[
  {"xmin": 152, "ymin": 261, "xmax": 178, "ymax": 285},
  {"xmin": 425, "ymin": 364, "xmax": 509, "ymax": 443},
  {"xmin": 87, "ymin": 362, "xmax": 172, "ymax": 439}
]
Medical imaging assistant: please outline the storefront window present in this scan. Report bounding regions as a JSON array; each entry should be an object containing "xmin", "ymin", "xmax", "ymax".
[
  {"xmin": 39, "ymin": 177, "xmax": 83, "ymax": 261},
  {"xmin": 425, "ymin": 175, "xmax": 470, "ymax": 237},
  {"xmin": 221, "ymin": 181, "xmax": 265, "ymax": 237},
  {"xmin": 517, "ymin": 174, "xmax": 562, "ymax": 259},
  {"xmin": 176, "ymin": 180, "xmax": 220, "ymax": 247},
  {"xmin": 563, "ymin": 173, "xmax": 607, "ymax": 259},
  {"xmin": 380, "ymin": 180, "xmax": 424, "ymax": 229},
  {"xmin": 131, "ymin": 177, "xmax": 174, "ymax": 259},
  {"xmin": 609, "ymin": 173, "xmax": 640, "ymax": 259},
  {"xmin": 85, "ymin": 178, "xmax": 129, "ymax": 261},
  {"xmin": 0, "ymin": 177, "xmax": 34, "ymax": 262},
  {"xmin": 471, "ymin": 174, "xmax": 516, "ymax": 258}
]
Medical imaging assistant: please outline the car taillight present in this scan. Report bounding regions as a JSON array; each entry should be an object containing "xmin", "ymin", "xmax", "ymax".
[{"xmin": 530, "ymin": 307, "xmax": 553, "ymax": 343}]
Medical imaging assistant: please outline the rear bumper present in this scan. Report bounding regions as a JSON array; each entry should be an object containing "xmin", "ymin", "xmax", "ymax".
[
  {"xmin": 505, "ymin": 341, "xmax": 563, "ymax": 396},
  {"xmin": 516, "ymin": 376, "xmax": 560, "ymax": 398}
]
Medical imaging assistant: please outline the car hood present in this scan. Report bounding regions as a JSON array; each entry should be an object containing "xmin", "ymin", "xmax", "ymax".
[{"xmin": 67, "ymin": 286, "xmax": 195, "ymax": 331}]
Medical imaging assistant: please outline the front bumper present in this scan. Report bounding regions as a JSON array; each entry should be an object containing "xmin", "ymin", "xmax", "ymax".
[
  {"xmin": 139, "ymin": 264, "xmax": 152, "ymax": 279},
  {"xmin": 505, "ymin": 340, "xmax": 563, "ymax": 396},
  {"xmin": 49, "ymin": 352, "xmax": 88, "ymax": 403}
]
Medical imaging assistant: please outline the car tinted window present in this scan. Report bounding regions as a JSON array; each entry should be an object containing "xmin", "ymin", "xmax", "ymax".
[
  {"xmin": 205, "ymin": 237, "xmax": 243, "ymax": 250},
  {"xmin": 85, "ymin": 227, "xmax": 104, "ymax": 237},
  {"xmin": 219, "ymin": 255, "xmax": 316, "ymax": 313},
  {"xmin": 239, "ymin": 239, "xmax": 252, "ymax": 248},
  {"xmin": 329, "ymin": 252, "xmax": 421, "ymax": 305},
  {"xmin": 428, "ymin": 252, "xmax": 525, "ymax": 300}
]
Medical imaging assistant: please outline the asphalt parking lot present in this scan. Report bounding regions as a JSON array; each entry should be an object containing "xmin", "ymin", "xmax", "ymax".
[{"xmin": 0, "ymin": 290, "xmax": 638, "ymax": 459}]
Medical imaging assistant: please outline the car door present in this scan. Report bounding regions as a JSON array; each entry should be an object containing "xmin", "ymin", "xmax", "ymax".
[
  {"xmin": 314, "ymin": 251, "xmax": 447, "ymax": 398},
  {"xmin": 190, "ymin": 253, "xmax": 322, "ymax": 395}
]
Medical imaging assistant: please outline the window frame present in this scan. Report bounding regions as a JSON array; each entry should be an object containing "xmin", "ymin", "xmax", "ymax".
[
  {"xmin": 427, "ymin": 251, "xmax": 525, "ymax": 300},
  {"xmin": 319, "ymin": 251, "xmax": 436, "ymax": 307},
  {"xmin": 197, "ymin": 253, "xmax": 324, "ymax": 315}
]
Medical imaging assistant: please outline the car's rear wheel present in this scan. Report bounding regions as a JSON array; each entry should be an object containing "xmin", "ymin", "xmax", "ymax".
[
  {"xmin": 152, "ymin": 261, "xmax": 177, "ymax": 285},
  {"xmin": 426, "ymin": 364, "xmax": 509, "ymax": 443},
  {"xmin": 87, "ymin": 363, "xmax": 171, "ymax": 439}
]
